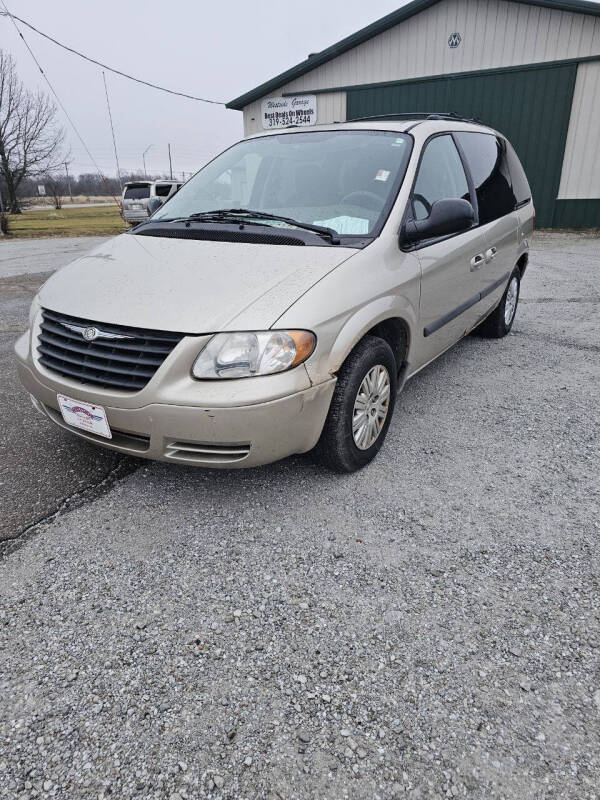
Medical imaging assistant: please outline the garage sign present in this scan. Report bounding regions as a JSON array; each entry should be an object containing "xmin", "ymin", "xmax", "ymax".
[{"xmin": 261, "ymin": 95, "xmax": 317, "ymax": 129}]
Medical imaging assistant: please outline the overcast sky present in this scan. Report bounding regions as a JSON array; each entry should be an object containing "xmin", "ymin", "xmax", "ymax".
[{"xmin": 1, "ymin": 0, "xmax": 407, "ymax": 180}]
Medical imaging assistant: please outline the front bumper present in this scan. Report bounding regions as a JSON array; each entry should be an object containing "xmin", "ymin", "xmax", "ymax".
[{"xmin": 14, "ymin": 330, "xmax": 336, "ymax": 468}]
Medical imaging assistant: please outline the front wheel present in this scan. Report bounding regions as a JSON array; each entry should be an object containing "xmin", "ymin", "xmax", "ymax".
[
  {"xmin": 313, "ymin": 336, "xmax": 398, "ymax": 473},
  {"xmin": 475, "ymin": 269, "xmax": 520, "ymax": 338}
]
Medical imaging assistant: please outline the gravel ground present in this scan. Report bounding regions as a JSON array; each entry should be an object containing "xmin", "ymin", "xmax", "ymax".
[{"xmin": 0, "ymin": 232, "xmax": 599, "ymax": 799}]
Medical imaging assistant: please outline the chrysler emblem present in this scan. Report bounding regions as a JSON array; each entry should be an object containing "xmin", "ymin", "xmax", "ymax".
[
  {"xmin": 82, "ymin": 326, "xmax": 98, "ymax": 341},
  {"xmin": 59, "ymin": 321, "xmax": 133, "ymax": 341}
]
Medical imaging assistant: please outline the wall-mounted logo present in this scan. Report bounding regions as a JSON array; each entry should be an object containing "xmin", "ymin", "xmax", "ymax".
[
  {"xmin": 261, "ymin": 95, "xmax": 317, "ymax": 130},
  {"xmin": 448, "ymin": 32, "xmax": 462, "ymax": 48}
]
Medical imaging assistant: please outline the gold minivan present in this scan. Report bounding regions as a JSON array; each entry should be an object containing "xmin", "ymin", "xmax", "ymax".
[{"xmin": 15, "ymin": 116, "xmax": 534, "ymax": 472}]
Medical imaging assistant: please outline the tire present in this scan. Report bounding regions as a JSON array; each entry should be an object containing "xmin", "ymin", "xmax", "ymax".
[
  {"xmin": 314, "ymin": 335, "xmax": 398, "ymax": 473},
  {"xmin": 475, "ymin": 268, "xmax": 521, "ymax": 338}
]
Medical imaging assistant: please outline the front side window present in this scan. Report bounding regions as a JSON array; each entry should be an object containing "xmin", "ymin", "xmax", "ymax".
[
  {"xmin": 412, "ymin": 135, "xmax": 470, "ymax": 221},
  {"xmin": 152, "ymin": 130, "xmax": 413, "ymax": 236},
  {"xmin": 454, "ymin": 133, "xmax": 516, "ymax": 224}
]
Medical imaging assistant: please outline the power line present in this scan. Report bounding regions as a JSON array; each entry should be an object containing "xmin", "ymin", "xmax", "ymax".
[
  {"xmin": 0, "ymin": 9, "xmax": 226, "ymax": 105},
  {"xmin": 1, "ymin": 1, "xmax": 120, "ymax": 204}
]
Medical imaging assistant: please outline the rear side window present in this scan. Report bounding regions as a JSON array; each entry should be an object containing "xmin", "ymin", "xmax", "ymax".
[
  {"xmin": 154, "ymin": 183, "xmax": 173, "ymax": 197},
  {"xmin": 454, "ymin": 133, "xmax": 515, "ymax": 224},
  {"xmin": 504, "ymin": 141, "xmax": 531, "ymax": 207},
  {"xmin": 124, "ymin": 183, "xmax": 151, "ymax": 200},
  {"xmin": 412, "ymin": 134, "xmax": 470, "ymax": 221}
]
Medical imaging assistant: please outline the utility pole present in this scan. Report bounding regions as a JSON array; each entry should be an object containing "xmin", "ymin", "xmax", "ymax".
[
  {"xmin": 168, "ymin": 144, "xmax": 173, "ymax": 180},
  {"xmin": 142, "ymin": 144, "xmax": 153, "ymax": 178},
  {"xmin": 102, "ymin": 72, "xmax": 123, "ymax": 191},
  {"xmin": 64, "ymin": 161, "xmax": 73, "ymax": 202}
]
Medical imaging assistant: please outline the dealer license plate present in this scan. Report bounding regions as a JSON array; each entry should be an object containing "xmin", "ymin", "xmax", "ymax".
[{"xmin": 57, "ymin": 394, "xmax": 112, "ymax": 439}]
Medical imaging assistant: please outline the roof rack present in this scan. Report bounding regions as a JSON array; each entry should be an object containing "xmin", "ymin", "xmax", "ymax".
[{"xmin": 349, "ymin": 112, "xmax": 483, "ymax": 124}]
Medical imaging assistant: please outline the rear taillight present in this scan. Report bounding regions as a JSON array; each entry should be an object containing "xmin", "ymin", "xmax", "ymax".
[{"xmin": 532, "ymin": 209, "xmax": 536, "ymax": 232}]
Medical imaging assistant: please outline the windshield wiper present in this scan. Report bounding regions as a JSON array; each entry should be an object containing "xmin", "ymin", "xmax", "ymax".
[{"xmin": 173, "ymin": 208, "xmax": 341, "ymax": 244}]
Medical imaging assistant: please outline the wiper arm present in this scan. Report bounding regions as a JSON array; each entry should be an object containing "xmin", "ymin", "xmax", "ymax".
[{"xmin": 180, "ymin": 208, "xmax": 341, "ymax": 244}]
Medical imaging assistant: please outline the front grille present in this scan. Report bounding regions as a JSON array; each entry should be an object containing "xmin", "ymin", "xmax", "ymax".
[{"xmin": 38, "ymin": 309, "xmax": 185, "ymax": 392}]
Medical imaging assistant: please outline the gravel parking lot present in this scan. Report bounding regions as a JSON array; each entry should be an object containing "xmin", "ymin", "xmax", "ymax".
[{"xmin": 0, "ymin": 232, "xmax": 599, "ymax": 799}]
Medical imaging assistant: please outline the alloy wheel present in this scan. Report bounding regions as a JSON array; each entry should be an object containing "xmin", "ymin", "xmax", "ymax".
[
  {"xmin": 352, "ymin": 364, "xmax": 391, "ymax": 450},
  {"xmin": 504, "ymin": 276, "xmax": 519, "ymax": 326}
]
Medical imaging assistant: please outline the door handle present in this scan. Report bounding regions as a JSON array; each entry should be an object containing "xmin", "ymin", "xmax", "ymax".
[
  {"xmin": 470, "ymin": 253, "xmax": 485, "ymax": 270},
  {"xmin": 485, "ymin": 247, "xmax": 498, "ymax": 262}
]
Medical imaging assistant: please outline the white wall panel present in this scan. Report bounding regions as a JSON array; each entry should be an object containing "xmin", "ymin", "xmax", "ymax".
[
  {"xmin": 558, "ymin": 60, "xmax": 600, "ymax": 198},
  {"xmin": 255, "ymin": 0, "xmax": 600, "ymax": 95}
]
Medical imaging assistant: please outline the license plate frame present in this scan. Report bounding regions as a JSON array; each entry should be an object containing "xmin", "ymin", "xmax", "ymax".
[{"xmin": 57, "ymin": 394, "xmax": 112, "ymax": 439}]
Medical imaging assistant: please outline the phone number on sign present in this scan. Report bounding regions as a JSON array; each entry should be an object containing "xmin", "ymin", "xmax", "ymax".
[{"xmin": 263, "ymin": 109, "xmax": 316, "ymax": 127}]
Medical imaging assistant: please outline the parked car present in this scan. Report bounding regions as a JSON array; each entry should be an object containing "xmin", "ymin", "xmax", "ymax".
[
  {"xmin": 121, "ymin": 179, "xmax": 182, "ymax": 224},
  {"xmin": 16, "ymin": 116, "xmax": 534, "ymax": 472}
]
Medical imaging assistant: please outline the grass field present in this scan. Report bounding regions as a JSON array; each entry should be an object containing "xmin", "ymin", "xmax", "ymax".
[
  {"xmin": 2, "ymin": 205, "xmax": 127, "ymax": 238},
  {"xmin": 22, "ymin": 195, "xmax": 114, "ymax": 207}
]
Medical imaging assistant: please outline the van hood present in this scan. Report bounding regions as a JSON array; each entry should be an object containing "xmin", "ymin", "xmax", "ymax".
[{"xmin": 39, "ymin": 233, "xmax": 356, "ymax": 333}]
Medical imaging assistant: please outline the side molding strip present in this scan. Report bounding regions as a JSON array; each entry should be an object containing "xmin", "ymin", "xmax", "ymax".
[
  {"xmin": 423, "ymin": 271, "xmax": 510, "ymax": 337},
  {"xmin": 480, "ymin": 271, "xmax": 511, "ymax": 300}
]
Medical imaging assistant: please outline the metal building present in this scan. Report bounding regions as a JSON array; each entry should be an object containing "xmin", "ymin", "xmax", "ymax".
[{"xmin": 227, "ymin": 0, "xmax": 600, "ymax": 228}]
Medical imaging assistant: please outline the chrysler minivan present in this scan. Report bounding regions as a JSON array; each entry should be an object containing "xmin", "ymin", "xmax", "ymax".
[{"xmin": 15, "ymin": 116, "xmax": 534, "ymax": 472}]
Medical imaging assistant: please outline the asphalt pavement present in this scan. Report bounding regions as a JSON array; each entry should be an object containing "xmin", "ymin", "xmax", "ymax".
[
  {"xmin": 0, "ymin": 232, "xmax": 598, "ymax": 799},
  {"xmin": 0, "ymin": 236, "xmax": 133, "ymax": 541}
]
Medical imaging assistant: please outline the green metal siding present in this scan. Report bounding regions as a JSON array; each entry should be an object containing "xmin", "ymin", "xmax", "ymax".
[
  {"xmin": 347, "ymin": 63, "xmax": 578, "ymax": 227},
  {"xmin": 553, "ymin": 200, "xmax": 600, "ymax": 228}
]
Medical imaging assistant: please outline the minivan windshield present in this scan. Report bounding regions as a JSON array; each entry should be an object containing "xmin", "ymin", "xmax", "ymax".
[{"xmin": 152, "ymin": 130, "xmax": 412, "ymax": 236}]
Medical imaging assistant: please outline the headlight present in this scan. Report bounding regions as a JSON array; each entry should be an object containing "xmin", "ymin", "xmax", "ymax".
[
  {"xmin": 29, "ymin": 294, "xmax": 41, "ymax": 327},
  {"xmin": 192, "ymin": 330, "xmax": 316, "ymax": 379}
]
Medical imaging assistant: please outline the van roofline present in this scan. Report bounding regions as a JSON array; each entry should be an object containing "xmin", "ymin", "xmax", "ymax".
[
  {"xmin": 123, "ymin": 179, "xmax": 180, "ymax": 186},
  {"xmin": 242, "ymin": 118, "xmax": 498, "ymax": 138}
]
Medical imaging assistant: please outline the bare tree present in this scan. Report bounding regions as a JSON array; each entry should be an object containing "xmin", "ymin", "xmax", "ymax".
[
  {"xmin": 43, "ymin": 172, "xmax": 65, "ymax": 210},
  {"xmin": 0, "ymin": 50, "xmax": 66, "ymax": 213}
]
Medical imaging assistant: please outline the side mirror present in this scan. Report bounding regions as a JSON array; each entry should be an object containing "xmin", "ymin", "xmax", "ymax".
[
  {"xmin": 147, "ymin": 196, "xmax": 164, "ymax": 216},
  {"xmin": 402, "ymin": 198, "xmax": 474, "ymax": 246}
]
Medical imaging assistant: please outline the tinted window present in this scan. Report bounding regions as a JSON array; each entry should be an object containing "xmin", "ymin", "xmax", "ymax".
[
  {"xmin": 154, "ymin": 183, "xmax": 173, "ymax": 197},
  {"xmin": 124, "ymin": 183, "xmax": 150, "ymax": 200},
  {"xmin": 455, "ymin": 133, "xmax": 516, "ymax": 224},
  {"xmin": 504, "ymin": 141, "xmax": 531, "ymax": 206},
  {"xmin": 412, "ymin": 135, "xmax": 470, "ymax": 221}
]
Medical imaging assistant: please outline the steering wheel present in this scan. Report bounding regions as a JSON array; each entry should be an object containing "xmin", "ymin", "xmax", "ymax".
[
  {"xmin": 341, "ymin": 190, "xmax": 382, "ymax": 210},
  {"xmin": 412, "ymin": 193, "xmax": 432, "ymax": 217}
]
